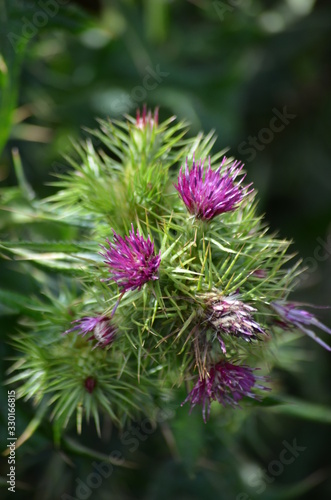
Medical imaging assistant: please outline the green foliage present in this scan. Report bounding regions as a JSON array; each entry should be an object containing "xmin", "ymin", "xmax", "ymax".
[
  {"xmin": 0, "ymin": 4, "xmax": 28, "ymax": 158},
  {"xmin": 0, "ymin": 0, "xmax": 93, "ymax": 158}
]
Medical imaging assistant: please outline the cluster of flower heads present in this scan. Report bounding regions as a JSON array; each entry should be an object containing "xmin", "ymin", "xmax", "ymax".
[
  {"xmin": 64, "ymin": 224, "xmax": 161, "ymax": 354},
  {"xmin": 64, "ymin": 109, "xmax": 331, "ymax": 416}
]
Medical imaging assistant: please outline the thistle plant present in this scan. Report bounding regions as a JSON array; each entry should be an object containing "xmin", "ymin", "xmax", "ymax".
[{"xmin": 3, "ymin": 107, "xmax": 331, "ymax": 437}]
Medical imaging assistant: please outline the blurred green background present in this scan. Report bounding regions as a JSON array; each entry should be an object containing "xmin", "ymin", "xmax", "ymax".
[{"xmin": 1, "ymin": 0, "xmax": 331, "ymax": 499}]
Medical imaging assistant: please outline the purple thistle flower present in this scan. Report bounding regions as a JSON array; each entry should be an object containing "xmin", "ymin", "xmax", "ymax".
[
  {"xmin": 64, "ymin": 315, "xmax": 116, "ymax": 348},
  {"xmin": 174, "ymin": 156, "xmax": 252, "ymax": 220},
  {"xmin": 205, "ymin": 293, "xmax": 268, "ymax": 352},
  {"xmin": 100, "ymin": 225, "xmax": 161, "ymax": 293},
  {"xmin": 182, "ymin": 362, "xmax": 269, "ymax": 423},
  {"xmin": 271, "ymin": 301, "xmax": 331, "ymax": 351},
  {"xmin": 84, "ymin": 376, "xmax": 97, "ymax": 393},
  {"xmin": 136, "ymin": 105, "xmax": 159, "ymax": 129}
]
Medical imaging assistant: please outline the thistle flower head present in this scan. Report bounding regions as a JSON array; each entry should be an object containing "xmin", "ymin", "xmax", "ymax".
[
  {"xmin": 174, "ymin": 156, "xmax": 251, "ymax": 220},
  {"xmin": 64, "ymin": 315, "xmax": 116, "ymax": 348},
  {"xmin": 84, "ymin": 376, "xmax": 97, "ymax": 393},
  {"xmin": 136, "ymin": 105, "xmax": 159, "ymax": 129},
  {"xmin": 182, "ymin": 362, "xmax": 269, "ymax": 423},
  {"xmin": 271, "ymin": 301, "xmax": 331, "ymax": 351},
  {"xmin": 100, "ymin": 225, "xmax": 161, "ymax": 292},
  {"xmin": 204, "ymin": 293, "xmax": 267, "ymax": 352}
]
